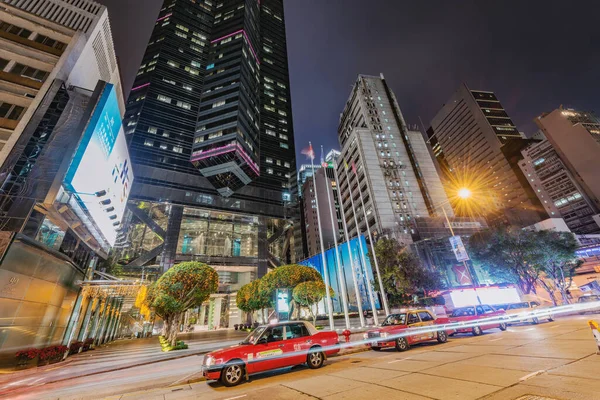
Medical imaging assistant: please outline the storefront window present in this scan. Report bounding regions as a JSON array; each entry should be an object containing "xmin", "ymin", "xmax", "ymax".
[{"xmin": 177, "ymin": 208, "xmax": 258, "ymax": 257}]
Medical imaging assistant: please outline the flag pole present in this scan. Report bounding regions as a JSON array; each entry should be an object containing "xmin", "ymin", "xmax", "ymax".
[
  {"xmin": 322, "ymin": 147, "xmax": 350, "ymax": 330},
  {"xmin": 353, "ymin": 162, "xmax": 390, "ymax": 317},
  {"xmin": 333, "ymin": 158, "xmax": 365, "ymax": 328},
  {"xmin": 309, "ymin": 142, "xmax": 335, "ymax": 331},
  {"xmin": 345, "ymin": 160, "xmax": 378, "ymax": 325}
]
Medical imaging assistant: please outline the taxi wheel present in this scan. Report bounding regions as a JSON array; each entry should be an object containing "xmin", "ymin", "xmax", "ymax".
[
  {"xmin": 472, "ymin": 326, "xmax": 483, "ymax": 336},
  {"xmin": 395, "ymin": 337, "xmax": 410, "ymax": 352},
  {"xmin": 307, "ymin": 348, "xmax": 324, "ymax": 369},
  {"xmin": 220, "ymin": 362, "xmax": 245, "ymax": 387},
  {"xmin": 531, "ymin": 317, "xmax": 539, "ymax": 325},
  {"xmin": 548, "ymin": 316, "xmax": 554, "ymax": 322},
  {"xmin": 371, "ymin": 346, "xmax": 381, "ymax": 351},
  {"xmin": 499, "ymin": 322, "xmax": 507, "ymax": 331},
  {"xmin": 437, "ymin": 330, "xmax": 448, "ymax": 343}
]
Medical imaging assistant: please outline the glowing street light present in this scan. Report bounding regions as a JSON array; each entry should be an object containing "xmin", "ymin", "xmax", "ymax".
[{"xmin": 458, "ymin": 187, "xmax": 472, "ymax": 199}]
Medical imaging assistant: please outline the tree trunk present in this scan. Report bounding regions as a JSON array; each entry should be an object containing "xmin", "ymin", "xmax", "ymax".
[
  {"xmin": 169, "ymin": 313, "xmax": 181, "ymax": 347},
  {"xmin": 538, "ymin": 279, "xmax": 558, "ymax": 306},
  {"xmin": 162, "ymin": 316, "xmax": 170, "ymax": 337}
]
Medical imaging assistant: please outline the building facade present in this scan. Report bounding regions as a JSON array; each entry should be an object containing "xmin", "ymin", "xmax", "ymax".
[
  {"xmin": 519, "ymin": 131, "xmax": 600, "ymax": 234},
  {"xmin": 116, "ymin": 0, "xmax": 297, "ymax": 328},
  {"xmin": 0, "ymin": 0, "xmax": 132, "ymax": 364},
  {"xmin": 427, "ymin": 83, "xmax": 546, "ymax": 227},
  {"xmin": 336, "ymin": 74, "xmax": 452, "ymax": 245},
  {"xmin": 533, "ymin": 107, "xmax": 600, "ymax": 230}
]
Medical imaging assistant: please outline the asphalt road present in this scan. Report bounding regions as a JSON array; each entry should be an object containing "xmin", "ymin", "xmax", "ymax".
[{"xmin": 5, "ymin": 313, "xmax": 600, "ymax": 400}]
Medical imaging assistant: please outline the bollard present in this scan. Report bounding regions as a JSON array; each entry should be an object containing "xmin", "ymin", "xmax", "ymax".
[
  {"xmin": 342, "ymin": 329, "xmax": 352, "ymax": 343},
  {"xmin": 589, "ymin": 320, "xmax": 600, "ymax": 355}
]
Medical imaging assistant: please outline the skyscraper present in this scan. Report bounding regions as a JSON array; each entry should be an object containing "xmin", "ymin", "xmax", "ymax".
[
  {"xmin": 427, "ymin": 83, "xmax": 546, "ymax": 227},
  {"xmin": 119, "ymin": 0, "xmax": 296, "ymax": 286},
  {"xmin": 337, "ymin": 74, "xmax": 452, "ymax": 245}
]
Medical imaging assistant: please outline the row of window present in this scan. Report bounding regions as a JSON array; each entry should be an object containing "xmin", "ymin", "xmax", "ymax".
[
  {"xmin": 143, "ymin": 139, "xmax": 183, "ymax": 153},
  {"xmin": 157, "ymin": 94, "xmax": 192, "ymax": 110},
  {"xmin": 0, "ymin": 102, "xmax": 25, "ymax": 120}
]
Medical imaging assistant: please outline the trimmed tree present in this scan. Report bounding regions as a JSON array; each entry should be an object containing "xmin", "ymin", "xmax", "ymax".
[
  {"xmin": 237, "ymin": 279, "xmax": 270, "ymax": 324},
  {"xmin": 146, "ymin": 262, "xmax": 218, "ymax": 347},
  {"xmin": 293, "ymin": 280, "xmax": 333, "ymax": 325},
  {"xmin": 258, "ymin": 264, "xmax": 325, "ymax": 319}
]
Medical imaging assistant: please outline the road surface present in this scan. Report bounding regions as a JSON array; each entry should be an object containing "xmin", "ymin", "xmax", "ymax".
[{"xmin": 4, "ymin": 314, "xmax": 600, "ymax": 399}]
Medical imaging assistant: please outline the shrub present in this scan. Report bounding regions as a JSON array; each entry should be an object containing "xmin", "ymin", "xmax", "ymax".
[
  {"xmin": 15, "ymin": 348, "xmax": 39, "ymax": 361},
  {"xmin": 69, "ymin": 341, "xmax": 83, "ymax": 354},
  {"xmin": 39, "ymin": 345, "xmax": 67, "ymax": 361}
]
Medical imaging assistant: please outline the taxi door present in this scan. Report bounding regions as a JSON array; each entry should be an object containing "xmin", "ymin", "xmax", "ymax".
[
  {"xmin": 417, "ymin": 311, "xmax": 436, "ymax": 340},
  {"xmin": 247, "ymin": 325, "xmax": 289, "ymax": 373},
  {"xmin": 407, "ymin": 312, "xmax": 424, "ymax": 343},
  {"xmin": 282, "ymin": 323, "xmax": 313, "ymax": 365}
]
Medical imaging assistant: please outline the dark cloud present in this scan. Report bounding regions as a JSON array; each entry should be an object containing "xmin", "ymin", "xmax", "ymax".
[{"xmin": 99, "ymin": 0, "xmax": 600, "ymax": 158}]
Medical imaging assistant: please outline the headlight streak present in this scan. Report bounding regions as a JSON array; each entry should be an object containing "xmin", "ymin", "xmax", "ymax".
[{"xmin": 202, "ymin": 301, "xmax": 600, "ymax": 370}]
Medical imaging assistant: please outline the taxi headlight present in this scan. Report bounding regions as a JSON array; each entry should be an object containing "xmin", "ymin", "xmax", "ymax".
[
  {"xmin": 204, "ymin": 355, "xmax": 215, "ymax": 366},
  {"xmin": 363, "ymin": 333, "xmax": 369, "ymax": 339}
]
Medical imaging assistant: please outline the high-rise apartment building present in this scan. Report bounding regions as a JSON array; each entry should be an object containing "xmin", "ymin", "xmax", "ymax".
[
  {"xmin": 337, "ymin": 74, "xmax": 452, "ymax": 245},
  {"xmin": 119, "ymin": 0, "xmax": 296, "ymax": 300},
  {"xmin": 522, "ymin": 108, "xmax": 600, "ymax": 233},
  {"xmin": 427, "ymin": 83, "xmax": 546, "ymax": 227}
]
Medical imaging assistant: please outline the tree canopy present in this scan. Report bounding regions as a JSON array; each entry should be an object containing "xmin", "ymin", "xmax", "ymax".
[{"xmin": 293, "ymin": 280, "xmax": 333, "ymax": 325}]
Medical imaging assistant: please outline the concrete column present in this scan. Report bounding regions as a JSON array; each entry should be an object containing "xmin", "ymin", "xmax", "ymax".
[
  {"xmin": 78, "ymin": 297, "xmax": 98, "ymax": 341},
  {"xmin": 199, "ymin": 304, "xmax": 206, "ymax": 326},
  {"xmin": 94, "ymin": 297, "xmax": 113, "ymax": 345},
  {"xmin": 99, "ymin": 298, "xmax": 117, "ymax": 344},
  {"xmin": 102, "ymin": 304, "xmax": 116, "ymax": 344},
  {"xmin": 213, "ymin": 297, "xmax": 223, "ymax": 329},
  {"xmin": 87, "ymin": 298, "xmax": 104, "ymax": 341},
  {"xmin": 62, "ymin": 292, "xmax": 86, "ymax": 346},
  {"xmin": 73, "ymin": 296, "xmax": 93, "ymax": 341},
  {"xmin": 107, "ymin": 299, "xmax": 122, "ymax": 343}
]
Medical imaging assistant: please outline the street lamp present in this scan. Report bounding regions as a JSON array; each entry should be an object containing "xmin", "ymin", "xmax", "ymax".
[{"xmin": 457, "ymin": 188, "xmax": 471, "ymax": 200}]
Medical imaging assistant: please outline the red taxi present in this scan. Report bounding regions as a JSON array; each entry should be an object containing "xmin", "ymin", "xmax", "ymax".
[
  {"xmin": 364, "ymin": 309, "xmax": 452, "ymax": 352},
  {"xmin": 202, "ymin": 321, "xmax": 339, "ymax": 386},
  {"xmin": 448, "ymin": 304, "xmax": 507, "ymax": 336}
]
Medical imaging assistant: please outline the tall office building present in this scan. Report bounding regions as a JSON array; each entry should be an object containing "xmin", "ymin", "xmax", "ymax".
[
  {"xmin": 0, "ymin": 0, "xmax": 133, "ymax": 361},
  {"xmin": 522, "ymin": 108, "xmax": 600, "ymax": 233},
  {"xmin": 337, "ymin": 74, "xmax": 452, "ymax": 245},
  {"xmin": 118, "ymin": 0, "xmax": 297, "ymax": 318},
  {"xmin": 427, "ymin": 83, "xmax": 546, "ymax": 227}
]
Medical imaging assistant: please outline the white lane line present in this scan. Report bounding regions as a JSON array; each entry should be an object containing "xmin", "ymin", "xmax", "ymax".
[
  {"xmin": 524, "ymin": 328, "xmax": 535, "ymax": 332},
  {"xmin": 225, "ymin": 395, "xmax": 247, "ymax": 400},
  {"xmin": 519, "ymin": 370, "xmax": 545, "ymax": 381},
  {"xmin": 388, "ymin": 357, "xmax": 411, "ymax": 364},
  {"xmin": 488, "ymin": 338, "xmax": 503, "ymax": 342}
]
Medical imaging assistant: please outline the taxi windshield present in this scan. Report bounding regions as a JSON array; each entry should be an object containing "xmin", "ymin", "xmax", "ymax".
[
  {"xmin": 241, "ymin": 326, "xmax": 267, "ymax": 345},
  {"xmin": 382, "ymin": 313, "xmax": 406, "ymax": 326},
  {"xmin": 579, "ymin": 295, "xmax": 600, "ymax": 303}
]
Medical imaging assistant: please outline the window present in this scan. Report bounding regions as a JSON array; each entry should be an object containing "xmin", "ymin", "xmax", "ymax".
[
  {"xmin": 157, "ymin": 95, "xmax": 171, "ymax": 103},
  {"xmin": 183, "ymin": 85, "xmax": 192, "ymax": 91},
  {"xmin": 418, "ymin": 312, "xmax": 434, "ymax": 322},
  {"xmin": 175, "ymin": 31, "xmax": 187, "ymax": 39},
  {"xmin": 267, "ymin": 168, "xmax": 273, "ymax": 174},
  {"xmin": 167, "ymin": 60, "xmax": 179, "ymax": 68},
  {"xmin": 160, "ymin": 143, "xmax": 167, "ymax": 150},
  {"xmin": 407, "ymin": 313, "xmax": 419, "ymax": 325},
  {"xmin": 280, "ymin": 143, "xmax": 289, "ymax": 149},
  {"xmin": 285, "ymin": 323, "xmax": 310, "ymax": 339},
  {"xmin": 264, "ymin": 326, "xmax": 284, "ymax": 343},
  {"xmin": 475, "ymin": 306, "xmax": 484, "ymax": 315},
  {"xmin": 279, "ymin": 134, "xmax": 288, "ymax": 140},
  {"xmin": 177, "ymin": 101, "xmax": 191, "ymax": 110},
  {"xmin": 10, "ymin": 63, "xmax": 49, "ymax": 82},
  {"xmin": 191, "ymin": 61, "xmax": 201, "ymax": 68},
  {"xmin": 0, "ymin": 102, "xmax": 24, "ymax": 120},
  {"xmin": 185, "ymin": 66, "xmax": 199, "ymax": 75},
  {"xmin": 481, "ymin": 305, "xmax": 495, "ymax": 313},
  {"xmin": 0, "ymin": 22, "xmax": 32, "ymax": 38},
  {"xmin": 144, "ymin": 140, "xmax": 153, "ymax": 146},
  {"xmin": 212, "ymin": 100, "xmax": 225, "ymax": 108},
  {"xmin": 284, "ymin": 162, "xmax": 290, "ymax": 168},
  {"xmin": 148, "ymin": 127, "xmax": 158, "ymax": 134},
  {"xmin": 266, "ymin": 158, "xmax": 273, "ymax": 163},
  {"xmin": 173, "ymin": 146, "xmax": 183, "ymax": 153},
  {"xmin": 265, "ymin": 129, "xmax": 276, "ymax": 136}
]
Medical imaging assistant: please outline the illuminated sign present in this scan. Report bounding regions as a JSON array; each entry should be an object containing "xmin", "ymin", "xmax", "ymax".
[
  {"xmin": 443, "ymin": 221, "xmax": 482, "ymax": 229},
  {"xmin": 449, "ymin": 235, "xmax": 470, "ymax": 262},
  {"xmin": 299, "ymin": 236, "xmax": 380, "ymax": 313},
  {"xmin": 64, "ymin": 83, "xmax": 133, "ymax": 246}
]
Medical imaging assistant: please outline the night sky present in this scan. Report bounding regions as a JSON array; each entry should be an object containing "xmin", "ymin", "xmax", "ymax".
[{"xmin": 99, "ymin": 0, "xmax": 600, "ymax": 159}]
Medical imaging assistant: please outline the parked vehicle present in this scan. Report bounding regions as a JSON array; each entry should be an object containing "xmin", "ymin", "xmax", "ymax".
[
  {"xmin": 448, "ymin": 304, "xmax": 507, "ymax": 336},
  {"xmin": 364, "ymin": 309, "xmax": 452, "ymax": 352},
  {"xmin": 201, "ymin": 321, "xmax": 339, "ymax": 387},
  {"xmin": 502, "ymin": 301, "xmax": 553, "ymax": 324},
  {"xmin": 578, "ymin": 294, "xmax": 600, "ymax": 314}
]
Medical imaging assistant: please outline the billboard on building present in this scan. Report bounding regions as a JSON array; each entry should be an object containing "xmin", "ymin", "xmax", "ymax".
[
  {"xmin": 299, "ymin": 235, "xmax": 381, "ymax": 313},
  {"xmin": 64, "ymin": 83, "xmax": 133, "ymax": 245}
]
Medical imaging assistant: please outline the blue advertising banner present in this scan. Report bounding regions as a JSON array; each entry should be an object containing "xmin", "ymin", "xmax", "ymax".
[{"xmin": 299, "ymin": 235, "xmax": 381, "ymax": 313}]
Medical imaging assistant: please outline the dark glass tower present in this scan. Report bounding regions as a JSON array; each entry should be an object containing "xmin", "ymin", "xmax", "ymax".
[{"xmin": 119, "ymin": 0, "xmax": 297, "ymax": 278}]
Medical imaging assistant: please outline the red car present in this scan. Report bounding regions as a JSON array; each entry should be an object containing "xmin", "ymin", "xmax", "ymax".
[
  {"xmin": 448, "ymin": 304, "xmax": 507, "ymax": 336},
  {"xmin": 364, "ymin": 309, "xmax": 452, "ymax": 352},
  {"xmin": 201, "ymin": 321, "xmax": 339, "ymax": 386}
]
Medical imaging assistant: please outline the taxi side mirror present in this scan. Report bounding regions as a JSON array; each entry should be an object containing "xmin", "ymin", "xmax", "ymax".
[{"xmin": 256, "ymin": 337, "xmax": 267, "ymax": 345}]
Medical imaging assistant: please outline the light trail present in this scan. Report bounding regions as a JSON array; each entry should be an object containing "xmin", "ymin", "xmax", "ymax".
[{"xmin": 204, "ymin": 301, "xmax": 600, "ymax": 370}]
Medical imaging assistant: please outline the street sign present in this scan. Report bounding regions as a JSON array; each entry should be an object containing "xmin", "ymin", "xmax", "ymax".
[{"xmin": 449, "ymin": 235, "xmax": 470, "ymax": 262}]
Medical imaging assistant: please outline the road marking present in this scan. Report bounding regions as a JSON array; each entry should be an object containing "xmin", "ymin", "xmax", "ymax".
[
  {"xmin": 524, "ymin": 328, "xmax": 535, "ymax": 332},
  {"xmin": 489, "ymin": 338, "xmax": 503, "ymax": 342},
  {"xmin": 225, "ymin": 395, "xmax": 247, "ymax": 400},
  {"xmin": 388, "ymin": 357, "xmax": 411, "ymax": 363},
  {"xmin": 519, "ymin": 370, "xmax": 545, "ymax": 381}
]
